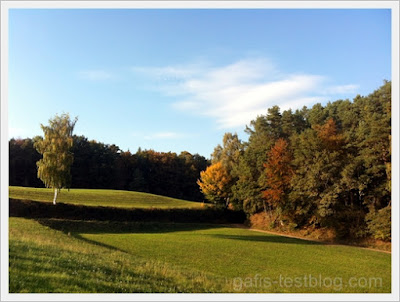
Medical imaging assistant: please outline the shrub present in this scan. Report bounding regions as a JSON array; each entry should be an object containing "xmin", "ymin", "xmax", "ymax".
[
  {"xmin": 9, "ymin": 198, "xmax": 246, "ymax": 224},
  {"xmin": 326, "ymin": 207, "xmax": 367, "ymax": 239}
]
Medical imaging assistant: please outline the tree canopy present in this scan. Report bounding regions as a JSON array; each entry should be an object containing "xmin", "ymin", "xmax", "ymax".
[
  {"xmin": 200, "ymin": 81, "xmax": 391, "ymax": 240},
  {"xmin": 34, "ymin": 113, "xmax": 78, "ymax": 204},
  {"xmin": 10, "ymin": 135, "xmax": 209, "ymax": 202},
  {"xmin": 197, "ymin": 162, "xmax": 232, "ymax": 208}
]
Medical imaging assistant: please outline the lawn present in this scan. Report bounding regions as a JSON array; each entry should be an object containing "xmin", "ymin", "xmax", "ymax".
[
  {"xmin": 9, "ymin": 218, "xmax": 221, "ymax": 293},
  {"xmin": 9, "ymin": 186, "xmax": 206, "ymax": 209},
  {"xmin": 9, "ymin": 217, "xmax": 391, "ymax": 293}
]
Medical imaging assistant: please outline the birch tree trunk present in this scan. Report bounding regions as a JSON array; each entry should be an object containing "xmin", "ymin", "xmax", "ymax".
[
  {"xmin": 53, "ymin": 188, "xmax": 58, "ymax": 205},
  {"xmin": 225, "ymin": 197, "xmax": 230, "ymax": 209}
]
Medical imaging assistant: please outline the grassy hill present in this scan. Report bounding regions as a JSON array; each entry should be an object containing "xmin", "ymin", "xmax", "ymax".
[
  {"xmin": 9, "ymin": 186, "xmax": 206, "ymax": 209},
  {"xmin": 9, "ymin": 217, "xmax": 391, "ymax": 293}
]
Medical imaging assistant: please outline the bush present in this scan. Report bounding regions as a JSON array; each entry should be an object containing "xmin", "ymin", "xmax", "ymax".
[
  {"xmin": 365, "ymin": 205, "xmax": 391, "ymax": 241},
  {"xmin": 325, "ymin": 207, "xmax": 367, "ymax": 239},
  {"xmin": 9, "ymin": 198, "xmax": 246, "ymax": 224}
]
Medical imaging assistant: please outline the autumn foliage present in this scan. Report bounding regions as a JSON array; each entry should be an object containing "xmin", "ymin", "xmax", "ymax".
[
  {"xmin": 197, "ymin": 162, "xmax": 232, "ymax": 207},
  {"xmin": 313, "ymin": 118, "xmax": 344, "ymax": 150},
  {"xmin": 262, "ymin": 138, "xmax": 293, "ymax": 209}
]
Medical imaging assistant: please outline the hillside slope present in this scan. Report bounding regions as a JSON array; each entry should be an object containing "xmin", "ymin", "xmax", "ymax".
[{"xmin": 9, "ymin": 186, "xmax": 206, "ymax": 209}]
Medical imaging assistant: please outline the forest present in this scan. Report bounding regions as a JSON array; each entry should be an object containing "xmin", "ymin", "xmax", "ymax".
[
  {"xmin": 9, "ymin": 137, "xmax": 209, "ymax": 202},
  {"xmin": 199, "ymin": 80, "xmax": 391, "ymax": 241},
  {"xmin": 9, "ymin": 81, "xmax": 391, "ymax": 241}
]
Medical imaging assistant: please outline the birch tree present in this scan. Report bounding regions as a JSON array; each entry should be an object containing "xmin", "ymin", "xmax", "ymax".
[{"xmin": 34, "ymin": 113, "xmax": 78, "ymax": 204}]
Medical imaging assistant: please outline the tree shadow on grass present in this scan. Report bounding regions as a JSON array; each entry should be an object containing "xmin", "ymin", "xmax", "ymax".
[
  {"xmin": 36, "ymin": 218, "xmax": 225, "ymax": 235},
  {"xmin": 31, "ymin": 218, "xmax": 242, "ymax": 288},
  {"xmin": 211, "ymin": 234, "xmax": 322, "ymax": 246}
]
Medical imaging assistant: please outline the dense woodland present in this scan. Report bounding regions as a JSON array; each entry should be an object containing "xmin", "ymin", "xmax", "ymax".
[
  {"xmin": 10, "ymin": 81, "xmax": 391, "ymax": 240},
  {"xmin": 9, "ymin": 138, "xmax": 209, "ymax": 202},
  {"xmin": 198, "ymin": 81, "xmax": 391, "ymax": 241}
]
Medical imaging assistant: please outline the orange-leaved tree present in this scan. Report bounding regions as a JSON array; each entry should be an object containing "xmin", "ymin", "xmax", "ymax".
[
  {"xmin": 262, "ymin": 138, "xmax": 293, "ymax": 212},
  {"xmin": 313, "ymin": 117, "xmax": 344, "ymax": 151},
  {"xmin": 197, "ymin": 162, "xmax": 232, "ymax": 208}
]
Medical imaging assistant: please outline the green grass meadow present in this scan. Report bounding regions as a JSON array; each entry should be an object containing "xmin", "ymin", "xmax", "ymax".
[
  {"xmin": 9, "ymin": 186, "xmax": 206, "ymax": 209},
  {"xmin": 9, "ymin": 218, "xmax": 220, "ymax": 293},
  {"xmin": 9, "ymin": 216, "xmax": 391, "ymax": 293}
]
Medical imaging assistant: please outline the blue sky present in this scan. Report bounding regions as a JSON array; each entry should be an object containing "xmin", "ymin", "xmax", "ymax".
[{"xmin": 8, "ymin": 9, "xmax": 391, "ymax": 157}]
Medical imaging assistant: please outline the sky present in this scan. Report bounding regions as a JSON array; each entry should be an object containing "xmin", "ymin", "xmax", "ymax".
[{"xmin": 8, "ymin": 8, "xmax": 392, "ymax": 158}]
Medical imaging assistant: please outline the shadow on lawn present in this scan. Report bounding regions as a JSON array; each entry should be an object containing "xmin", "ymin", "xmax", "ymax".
[
  {"xmin": 36, "ymin": 218, "xmax": 228, "ymax": 254},
  {"xmin": 37, "ymin": 218, "xmax": 322, "ymax": 248},
  {"xmin": 37, "ymin": 218, "xmax": 224, "ymax": 235},
  {"xmin": 211, "ymin": 234, "xmax": 322, "ymax": 246}
]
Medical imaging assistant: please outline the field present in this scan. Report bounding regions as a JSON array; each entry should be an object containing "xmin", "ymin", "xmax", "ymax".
[
  {"xmin": 9, "ymin": 186, "xmax": 205, "ymax": 209},
  {"xmin": 9, "ymin": 217, "xmax": 391, "ymax": 293}
]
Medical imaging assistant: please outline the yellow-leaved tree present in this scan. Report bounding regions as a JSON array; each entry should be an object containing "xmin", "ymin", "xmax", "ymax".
[
  {"xmin": 34, "ymin": 113, "xmax": 78, "ymax": 205},
  {"xmin": 197, "ymin": 162, "xmax": 231, "ymax": 208}
]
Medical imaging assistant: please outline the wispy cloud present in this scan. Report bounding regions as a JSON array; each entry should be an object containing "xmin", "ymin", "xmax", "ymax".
[
  {"xmin": 78, "ymin": 70, "xmax": 115, "ymax": 81},
  {"xmin": 132, "ymin": 58, "xmax": 359, "ymax": 129},
  {"xmin": 132, "ymin": 64, "xmax": 204, "ymax": 80},
  {"xmin": 322, "ymin": 84, "xmax": 359, "ymax": 95}
]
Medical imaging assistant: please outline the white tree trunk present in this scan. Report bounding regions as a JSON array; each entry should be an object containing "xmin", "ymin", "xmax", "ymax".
[{"xmin": 53, "ymin": 188, "xmax": 58, "ymax": 205}]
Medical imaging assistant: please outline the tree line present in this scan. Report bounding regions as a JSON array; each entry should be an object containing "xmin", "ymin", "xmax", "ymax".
[
  {"xmin": 198, "ymin": 81, "xmax": 391, "ymax": 241},
  {"xmin": 9, "ymin": 136, "xmax": 209, "ymax": 202},
  {"xmin": 9, "ymin": 81, "xmax": 391, "ymax": 240}
]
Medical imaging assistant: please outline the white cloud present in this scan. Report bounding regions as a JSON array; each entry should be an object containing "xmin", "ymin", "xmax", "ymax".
[
  {"xmin": 132, "ymin": 64, "xmax": 203, "ymax": 80},
  {"xmin": 132, "ymin": 59, "xmax": 358, "ymax": 129},
  {"xmin": 78, "ymin": 70, "xmax": 115, "ymax": 81},
  {"xmin": 322, "ymin": 84, "xmax": 360, "ymax": 95}
]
